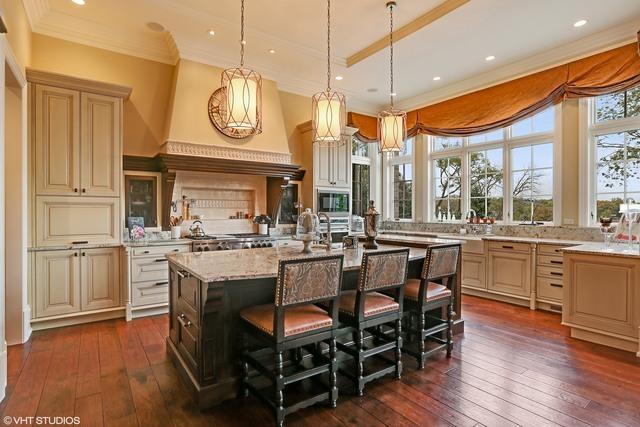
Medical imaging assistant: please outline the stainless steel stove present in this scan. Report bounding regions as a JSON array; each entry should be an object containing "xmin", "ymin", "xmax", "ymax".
[{"xmin": 190, "ymin": 233, "xmax": 276, "ymax": 252}]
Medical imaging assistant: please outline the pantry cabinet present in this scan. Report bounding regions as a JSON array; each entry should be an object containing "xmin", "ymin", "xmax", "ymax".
[{"xmin": 314, "ymin": 139, "xmax": 351, "ymax": 188}]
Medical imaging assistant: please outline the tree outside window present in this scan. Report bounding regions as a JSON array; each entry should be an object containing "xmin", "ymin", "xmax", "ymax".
[
  {"xmin": 352, "ymin": 163, "xmax": 370, "ymax": 217},
  {"xmin": 393, "ymin": 163, "xmax": 412, "ymax": 219},
  {"xmin": 433, "ymin": 156, "xmax": 462, "ymax": 220},
  {"xmin": 469, "ymin": 148, "xmax": 503, "ymax": 220},
  {"xmin": 511, "ymin": 143, "xmax": 553, "ymax": 223}
]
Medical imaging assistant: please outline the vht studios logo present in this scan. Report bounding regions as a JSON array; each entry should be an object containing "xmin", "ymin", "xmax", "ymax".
[{"xmin": 3, "ymin": 416, "xmax": 81, "ymax": 425}]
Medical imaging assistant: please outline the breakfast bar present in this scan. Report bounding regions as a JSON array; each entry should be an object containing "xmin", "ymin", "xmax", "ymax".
[{"xmin": 165, "ymin": 239, "xmax": 462, "ymax": 409}]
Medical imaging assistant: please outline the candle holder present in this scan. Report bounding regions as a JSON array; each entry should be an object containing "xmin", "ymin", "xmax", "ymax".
[
  {"xmin": 363, "ymin": 200, "xmax": 380, "ymax": 250},
  {"xmin": 296, "ymin": 208, "xmax": 319, "ymax": 254}
]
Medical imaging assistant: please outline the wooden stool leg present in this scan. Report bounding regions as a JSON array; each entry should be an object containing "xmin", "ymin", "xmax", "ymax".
[
  {"xmin": 240, "ymin": 331, "xmax": 249, "ymax": 398},
  {"xmin": 447, "ymin": 298, "xmax": 454, "ymax": 358},
  {"xmin": 356, "ymin": 329, "xmax": 365, "ymax": 397},
  {"xmin": 417, "ymin": 310, "xmax": 426, "ymax": 370},
  {"xmin": 275, "ymin": 351, "xmax": 284, "ymax": 426},
  {"xmin": 329, "ymin": 337, "xmax": 338, "ymax": 408},
  {"xmin": 395, "ymin": 318, "xmax": 402, "ymax": 379}
]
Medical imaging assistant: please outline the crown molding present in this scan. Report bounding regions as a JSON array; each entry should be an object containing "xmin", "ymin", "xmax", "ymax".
[
  {"xmin": 22, "ymin": 0, "xmax": 49, "ymax": 30},
  {"xmin": 162, "ymin": 140, "xmax": 292, "ymax": 165},
  {"xmin": 26, "ymin": 68, "xmax": 132, "ymax": 98},
  {"xmin": 395, "ymin": 17, "xmax": 640, "ymax": 111}
]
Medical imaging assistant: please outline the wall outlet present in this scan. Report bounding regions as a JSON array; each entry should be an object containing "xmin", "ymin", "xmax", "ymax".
[{"xmin": 563, "ymin": 218, "xmax": 575, "ymax": 225}]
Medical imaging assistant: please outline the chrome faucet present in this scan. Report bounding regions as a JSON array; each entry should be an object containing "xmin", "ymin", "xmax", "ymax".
[{"xmin": 317, "ymin": 212, "xmax": 332, "ymax": 251}]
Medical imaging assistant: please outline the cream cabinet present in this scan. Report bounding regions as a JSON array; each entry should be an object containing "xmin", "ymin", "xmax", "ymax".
[
  {"xmin": 81, "ymin": 248, "xmax": 120, "ymax": 311},
  {"xmin": 462, "ymin": 254, "xmax": 487, "ymax": 290},
  {"xmin": 34, "ymin": 247, "xmax": 121, "ymax": 319},
  {"xmin": 34, "ymin": 250, "xmax": 81, "ymax": 317},
  {"xmin": 487, "ymin": 244, "xmax": 532, "ymax": 298},
  {"xmin": 314, "ymin": 137, "xmax": 351, "ymax": 188},
  {"xmin": 34, "ymin": 85, "xmax": 80, "ymax": 196},
  {"xmin": 33, "ymin": 86, "xmax": 122, "ymax": 198}
]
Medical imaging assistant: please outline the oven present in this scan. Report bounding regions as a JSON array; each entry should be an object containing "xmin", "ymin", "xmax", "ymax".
[{"xmin": 317, "ymin": 190, "xmax": 350, "ymax": 215}]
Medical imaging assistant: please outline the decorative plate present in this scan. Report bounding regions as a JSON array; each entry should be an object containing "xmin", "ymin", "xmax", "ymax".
[{"xmin": 207, "ymin": 87, "xmax": 257, "ymax": 139}]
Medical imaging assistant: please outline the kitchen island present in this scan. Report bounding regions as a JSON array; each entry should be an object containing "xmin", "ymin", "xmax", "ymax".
[{"xmin": 165, "ymin": 239, "xmax": 462, "ymax": 408}]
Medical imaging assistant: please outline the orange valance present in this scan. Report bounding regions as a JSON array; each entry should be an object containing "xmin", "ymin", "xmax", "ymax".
[{"xmin": 349, "ymin": 42, "xmax": 640, "ymax": 141}]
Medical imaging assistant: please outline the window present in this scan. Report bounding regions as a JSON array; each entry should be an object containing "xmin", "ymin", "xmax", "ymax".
[
  {"xmin": 585, "ymin": 88, "xmax": 640, "ymax": 223},
  {"xmin": 426, "ymin": 106, "xmax": 557, "ymax": 223},
  {"xmin": 393, "ymin": 163, "xmax": 413, "ymax": 219},
  {"xmin": 433, "ymin": 156, "xmax": 461, "ymax": 220},
  {"xmin": 279, "ymin": 183, "xmax": 299, "ymax": 224},
  {"xmin": 352, "ymin": 138, "xmax": 370, "ymax": 157},
  {"xmin": 386, "ymin": 137, "xmax": 415, "ymax": 220},
  {"xmin": 511, "ymin": 143, "xmax": 553, "ymax": 223},
  {"xmin": 470, "ymin": 148, "xmax": 503, "ymax": 220}
]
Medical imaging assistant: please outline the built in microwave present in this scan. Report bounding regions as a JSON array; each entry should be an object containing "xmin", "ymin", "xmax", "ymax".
[{"xmin": 317, "ymin": 190, "xmax": 349, "ymax": 214}]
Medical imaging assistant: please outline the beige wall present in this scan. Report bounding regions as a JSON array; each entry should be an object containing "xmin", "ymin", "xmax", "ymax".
[
  {"xmin": 279, "ymin": 91, "xmax": 311, "ymax": 165},
  {"xmin": 30, "ymin": 34, "xmax": 175, "ymax": 157},
  {"xmin": 165, "ymin": 59, "xmax": 290, "ymax": 155},
  {"xmin": 0, "ymin": 0, "xmax": 31, "ymax": 70},
  {"xmin": 561, "ymin": 99, "xmax": 580, "ymax": 225}
]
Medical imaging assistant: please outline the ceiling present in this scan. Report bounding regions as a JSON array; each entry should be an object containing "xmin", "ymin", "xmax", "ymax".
[{"xmin": 23, "ymin": 0, "xmax": 640, "ymax": 113}]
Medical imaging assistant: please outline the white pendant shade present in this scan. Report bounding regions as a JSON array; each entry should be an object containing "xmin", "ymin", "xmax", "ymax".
[
  {"xmin": 221, "ymin": 67, "xmax": 262, "ymax": 133},
  {"xmin": 378, "ymin": 109, "xmax": 407, "ymax": 152},
  {"xmin": 312, "ymin": 91, "xmax": 346, "ymax": 145}
]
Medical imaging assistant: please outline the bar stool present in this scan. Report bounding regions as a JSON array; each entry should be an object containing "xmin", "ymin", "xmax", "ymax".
[
  {"xmin": 239, "ymin": 254, "xmax": 344, "ymax": 427},
  {"xmin": 403, "ymin": 243, "xmax": 459, "ymax": 369},
  {"xmin": 333, "ymin": 248, "xmax": 410, "ymax": 396}
]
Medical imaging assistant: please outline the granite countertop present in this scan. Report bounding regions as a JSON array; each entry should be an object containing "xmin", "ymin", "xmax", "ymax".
[
  {"xmin": 28, "ymin": 242, "xmax": 123, "ymax": 252},
  {"xmin": 373, "ymin": 233, "xmax": 468, "ymax": 245},
  {"xmin": 166, "ymin": 241, "xmax": 433, "ymax": 283},
  {"xmin": 562, "ymin": 243, "xmax": 640, "ymax": 258},
  {"xmin": 379, "ymin": 230, "xmax": 592, "ymax": 246},
  {"xmin": 123, "ymin": 239, "xmax": 192, "ymax": 247}
]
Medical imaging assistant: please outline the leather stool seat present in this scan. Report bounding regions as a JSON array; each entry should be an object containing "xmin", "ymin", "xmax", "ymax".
[
  {"xmin": 240, "ymin": 303, "xmax": 332, "ymax": 337},
  {"xmin": 404, "ymin": 278, "xmax": 452, "ymax": 301},
  {"xmin": 336, "ymin": 290, "xmax": 399, "ymax": 318}
]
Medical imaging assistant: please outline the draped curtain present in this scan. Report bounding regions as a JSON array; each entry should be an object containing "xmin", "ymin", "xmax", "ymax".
[{"xmin": 349, "ymin": 42, "xmax": 640, "ymax": 141}]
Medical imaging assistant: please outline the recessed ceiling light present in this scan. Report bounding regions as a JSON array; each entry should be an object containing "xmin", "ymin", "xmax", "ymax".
[
  {"xmin": 367, "ymin": 88, "xmax": 378, "ymax": 93},
  {"xmin": 335, "ymin": 75, "xmax": 343, "ymax": 81},
  {"xmin": 573, "ymin": 19, "xmax": 587, "ymax": 27},
  {"xmin": 72, "ymin": 0, "xmax": 85, "ymax": 5},
  {"xmin": 433, "ymin": 76, "xmax": 441, "ymax": 81},
  {"xmin": 146, "ymin": 22, "xmax": 165, "ymax": 32},
  {"xmin": 268, "ymin": 49, "xmax": 276, "ymax": 54},
  {"xmin": 485, "ymin": 55, "xmax": 496, "ymax": 61},
  {"xmin": 208, "ymin": 29, "xmax": 215, "ymax": 36}
]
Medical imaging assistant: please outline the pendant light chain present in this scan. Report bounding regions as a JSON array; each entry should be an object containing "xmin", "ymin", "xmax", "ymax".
[
  {"xmin": 240, "ymin": 0, "xmax": 245, "ymax": 67},
  {"xmin": 389, "ymin": 2, "xmax": 394, "ymax": 107},
  {"xmin": 326, "ymin": 0, "xmax": 332, "ymax": 92}
]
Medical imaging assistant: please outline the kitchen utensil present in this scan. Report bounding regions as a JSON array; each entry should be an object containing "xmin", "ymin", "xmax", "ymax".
[{"xmin": 189, "ymin": 220, "xmax": 206, "ymax": 238}]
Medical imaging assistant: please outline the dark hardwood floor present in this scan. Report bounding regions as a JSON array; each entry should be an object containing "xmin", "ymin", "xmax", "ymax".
[{"xmin": 2, "ymin": 295, "xmax": 639, "ymax": 426}]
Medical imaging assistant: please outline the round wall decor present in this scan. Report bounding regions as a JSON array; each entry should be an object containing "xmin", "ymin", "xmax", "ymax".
[{"xmin": 208, "ymin": 87, "xmax": 258, "ymax": 139}]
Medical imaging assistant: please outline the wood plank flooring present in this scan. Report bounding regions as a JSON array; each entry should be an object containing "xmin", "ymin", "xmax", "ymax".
[{"xmin": 2, "ymin": 295, "xmax": 639, "ymax": 426}]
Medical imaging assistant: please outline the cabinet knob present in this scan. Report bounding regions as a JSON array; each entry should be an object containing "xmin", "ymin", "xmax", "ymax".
[
  {"xmin": 82, "ymin": 252, "xmax": 86, "ymax": 256},
  {"xmin": 74, "ymin": 188, "xmax": 78, "ymax": 193},
  {"xmin": 82, "ymin": 188, "xmax": 86, "ymax": 193},
  {"xmin": 74, "ymin": 252, "xmax": 78, "ymax": 257}
]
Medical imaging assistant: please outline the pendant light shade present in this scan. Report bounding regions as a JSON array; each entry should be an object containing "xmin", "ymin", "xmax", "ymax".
[
  {"xmin": 378, "ymin": 1, "xmax": 407, "ymax": 153},
  {"xmin": 378, "ymin": 108, "xmax": 407, "ymax": 152},
  {"xmin": 312, "ymin": 0, "xmax": 346, "ymax": 146},
  {"xmin": 221, "ymin": 0, "xmax": 262, "ymax": 135}
]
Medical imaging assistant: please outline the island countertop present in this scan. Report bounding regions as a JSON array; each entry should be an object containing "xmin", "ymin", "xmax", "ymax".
[
  {"xmin": 165, "ymin": 240, "xmax": 441, "ymax": 283},
  {"xmin": 562, "ymin": 243, "xmax": 640, "ymax": 258}
]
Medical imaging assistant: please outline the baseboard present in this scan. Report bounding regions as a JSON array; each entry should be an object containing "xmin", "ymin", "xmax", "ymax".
[
  {"xmin": 22, "ymin": 305, "xmax": 32, "ymax": 343},
  {"xmin": 0, "ymin": 340, "xmax": 7, "ymax": 402},
  {"xmin": 130, "ymin": 304, "xmax": 168, "ymax": 320},
  {"xmin": 462, "ymin": 287, "xmax": 530, "ymax": 308},
  {"xmin": 31, "ymin": 308, "xmax": 126, "ymax": 331}
]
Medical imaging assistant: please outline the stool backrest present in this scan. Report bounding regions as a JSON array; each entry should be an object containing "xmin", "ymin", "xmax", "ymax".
[
  {"xmin": 421, "ymin": 243, "xmax": 460, "ymax": 282},
  {"xmin": 275, "ymin": 254, "xmax": 344, "ymax": 307}
]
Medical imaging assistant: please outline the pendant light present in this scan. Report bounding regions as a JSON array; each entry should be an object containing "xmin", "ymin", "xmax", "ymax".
[
  {"xmin": 378, "ymin": 1, "xmax": 406, "ymax": 153},
  {"xmin": 311, "ymin": 0, "xmax": 346, "ymax": 146},
  {"xmin": 221, "ymin": 0, "xmax": 262, "ymax": 134}
]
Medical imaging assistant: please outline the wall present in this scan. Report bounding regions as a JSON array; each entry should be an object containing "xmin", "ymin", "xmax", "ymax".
[
  {"xmin": 164, "ymin": 59, "xmax": 290, "ymax": 155},
  {"xmin": 30, "ymin": 34, "xmax": 174, "ymax": 157},
  {"xmin": 561, "ymin": 99, "xmax": 580, "ymax": 225},
  {"xmin": 279, "ymin": 91, "xmax": 311, "ymax": 165},
  {"xmin": 0, "ymin": 0, "xmax": 31, "ymax": 70}
]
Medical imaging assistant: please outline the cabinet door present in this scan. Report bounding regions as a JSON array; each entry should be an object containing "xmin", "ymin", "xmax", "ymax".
[
  {"xmin": 462, "ymin": 254, "xmax": 486, "ymax": 290},
  {"xmin": 314, "ymin": 144, "xmax": 333, "ymax": 187},
  {"xmin": 488, "ymin": 251, "xmax": 531, "ymax": 297},
  {"xmin": 35, "ymin": 250, "xmax": 80, "ymax": 318},
  {"xmin": 81, "ymin": 93, "xmax": 121, "ymax": 197},
  {"xmin": 332, "ymin": 138, "xmax": 351, "ymax": 188},
  {"xmin": 34, "ymin": 85, "xmax": 80, "ymax": 196},
  {"xmin": 81, "ymin": 247, "xmax": 120, "ymax": 311}
]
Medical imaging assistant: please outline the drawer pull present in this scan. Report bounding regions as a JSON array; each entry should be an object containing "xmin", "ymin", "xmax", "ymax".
[
  {"xmin": 178, "ymin": 314, "xmax": 192, "ymax": 327},
  {"xmin": 72, "ymin": 240, "xmax": 89, "ymax": 245},
  {"xmin": 550, "ymin": 283, "xmax": 563, "ymax": 288},
  {"xmin": 154, "ymin": 258, "xmax": 167, "ymax": 263},
  {"xmin": 550, "ymin": 272, "xmax": 562, "ymax": 276},
  {"xmin": 154, "ymin": 281, "xmax": 168, "ymax": 286},
  {"xmin": 176, "ymin": 270, "xmax": 190, "ymax": 279},
  {"xmin": 173, "ymin": 249, "xmax": 180, "ymax": 252},
  {"xmin": 502, "ymin": 245, "xmax": 514, "ymax": 249},
  {"xmin": 143, "ymin": 250, "xmax": 150, "ymax": 254},
  {"xmin": 550, "ymin": 260, "xmax": 563, "ymax": 265}
]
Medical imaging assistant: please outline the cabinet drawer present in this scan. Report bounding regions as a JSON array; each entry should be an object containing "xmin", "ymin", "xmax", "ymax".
[
  {"xmin": 537, "ymin": 276, "xmax": 564, "ymax": 302},
  {"xmin": 131, "ymin": 280, "xmax": 169, "ymax": 307},
  {"xmin": 537, "ymin": 265, "xmax": 563, "ymax": 279},
  {"xmin": 538, "ymin": 244, "xmax": 567, "ymax": 256},
  {"xmin": 538, "ymin": 255, "xmax": 564, "ymax": 267},
  {"xmin": 462, "ymin": 239, "xmax": 485, "ymax": 255},
  {"xmin": 178, "ymin": 273, "xmax": 199, "ymax": 326},
  {"xmin": 177, "ymin": 312, "xmax": 199, "ymax": 371},
  {"xmin": 36, "ymin": 196, "xmax": 119, "ymax": 246},
  {"xmin": 488, "ymin": 241, "xmax": 531, "ymax": 253},
  {"xmin": 131, "ymin": 245, "xmax": 189, "ymax": 257},
  {"xmin": 131, "ymin": 257, "xmax": 169, "ymax": 283}
]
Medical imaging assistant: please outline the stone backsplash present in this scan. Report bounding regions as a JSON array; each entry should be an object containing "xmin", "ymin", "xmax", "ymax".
[{"xmin": 381, "ymin": 221, "xmax": 602, "ymax": 242}]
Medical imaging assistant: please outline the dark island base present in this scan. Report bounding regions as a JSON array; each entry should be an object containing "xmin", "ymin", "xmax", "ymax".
[{"xmin": 168, "ymin": 256, "xmax": 464, "ymax": 410}]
